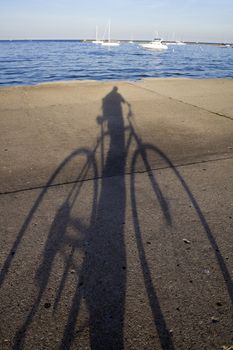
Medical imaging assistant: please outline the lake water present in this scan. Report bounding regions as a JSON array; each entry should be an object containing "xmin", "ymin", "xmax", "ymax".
[{"xmin": 0, "ymin": 40, "xmax": 232, "ymax": 86}]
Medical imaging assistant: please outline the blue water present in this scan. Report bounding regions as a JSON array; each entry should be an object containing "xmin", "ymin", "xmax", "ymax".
[{"xmin": 0, "ymin": 40, "xmax": 232, "ymax": 86}]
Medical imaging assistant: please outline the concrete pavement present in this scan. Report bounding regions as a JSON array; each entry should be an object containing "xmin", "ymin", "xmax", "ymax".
[{"xmin": 0, "ymin": 79, "xmax": 233, "ymax": 350}]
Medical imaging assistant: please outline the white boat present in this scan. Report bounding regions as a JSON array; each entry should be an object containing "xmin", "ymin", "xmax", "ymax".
[
  {"xmin": 92, "ymin": 26, "xmax": 103, "ymax": 44},
  {"xmin": 176, "ymin": 41, "xmax": 186, "ymax": 46},
  {"xmin": 93, "ymin": 40, "xmax": 104, "ymax": 44},
  {"xmin": 220, "ymin": 43, "xmax": 231, "ymax": 48},
  {"xmin": 166, "ymin": 41, "xmax": 186, "ymax": 46},
  {"xmin": 128, "ymin": 34, "xmax": 134, "ymax": 44},
  {"xmin": 140, "ymin": 38, "xmax": 168, "ymax": 50},
  {"xmin": 102, "ymin": 41, "xmax": 120, "ymax": 47},
  {"xmin": 101, "ymin": 20, "xmax": 120, "ymax": 47}
]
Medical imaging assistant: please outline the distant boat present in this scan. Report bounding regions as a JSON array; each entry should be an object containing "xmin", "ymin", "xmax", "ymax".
[
  {"xmin": 128, "ymin": 34, "xmax": 134, "ymax": 44},
  {"xmin": 176, "ymin": 41, "xmax": 186, "ymax": 46},
  {"xmin": 140, "ymin": 38, "xmax": 168, "ymax": 50},
  {"xmin": 101, "ymin": 20, "xmax": 120, "ymax": 47},
  {"xmin": 167, "ymin": 41, "xmax": 186, "ymax": 46},
  {"xmin": 92, "ymin": 26, "xmax": 103, "ymax": 44},
  {"xmin": 220, "ymin": 44, "xmax": 231, "ymax": 48},
  {"xmin": 166, "ymin": 31, "xmax": 186, "ymax": 46}
]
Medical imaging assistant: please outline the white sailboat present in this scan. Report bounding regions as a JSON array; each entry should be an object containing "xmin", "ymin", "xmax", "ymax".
[
  {"xmin": 101, "ymin": 20, "xmax": 120, "ymax": 47},
  {"xmin": 176, "ymin": 41, "xmax": 186, "ymax": 46},
  {"xmin": 128, "ymin": 33, "xmax": 134, "ymax": 44},
  {"xmin": 92, "ymin": 26, "xmax": 103, "ymax": 44},
  {"xmin": 167, "ymin": 32, "xmax": 186, "ymax": 46}
]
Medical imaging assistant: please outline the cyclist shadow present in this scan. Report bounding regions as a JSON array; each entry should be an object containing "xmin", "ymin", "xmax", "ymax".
[
  {"xmin": 60, "ymin": 86, "xmax": 129, "ymax": 349},
  {"xmin": 9, "ymin": 87, "xmax": 233, "ymax": 350},
  {"xmin": 57, "ymin": 86, "xmax": 175, "ymax": 350},
  {"xmin": 12, "ymin": 86, "xmax": 174, "ymax": 350}
]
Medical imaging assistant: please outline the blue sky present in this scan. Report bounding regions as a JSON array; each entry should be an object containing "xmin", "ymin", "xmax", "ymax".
[{"xmin": 1, "ymin": 0, "xmax": 233, "ymax": 42}]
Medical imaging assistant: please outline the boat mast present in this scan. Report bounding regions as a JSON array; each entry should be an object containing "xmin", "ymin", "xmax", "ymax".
[{"xmin": 108, "ymin": 20, "xmax": 111, "ymax": 43}]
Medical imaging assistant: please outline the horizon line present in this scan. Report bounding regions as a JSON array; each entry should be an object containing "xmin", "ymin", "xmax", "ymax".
[{"xmin": 0, "ymin": 39, "xmax": 232, "ymax": 45}]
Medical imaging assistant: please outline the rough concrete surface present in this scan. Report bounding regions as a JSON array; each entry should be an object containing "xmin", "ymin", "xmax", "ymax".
[{"xmin": 0, "ymin": 79, "xmax": 233, "ymax": 350}]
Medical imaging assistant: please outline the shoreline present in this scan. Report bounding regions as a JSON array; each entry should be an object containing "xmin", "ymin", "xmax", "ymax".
[
  {"xmin": 1, "ymin": 39, "xmax": 233, "ymax": 45},
  {"xmin": 0, "ymin": 76, "xmax": 232, "ymax": 90}
]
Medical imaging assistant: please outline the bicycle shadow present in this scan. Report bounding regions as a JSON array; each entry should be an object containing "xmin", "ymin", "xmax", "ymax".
[{"xmin": 1, "ymin": 87, "xmax": 232, "ymax": 350}]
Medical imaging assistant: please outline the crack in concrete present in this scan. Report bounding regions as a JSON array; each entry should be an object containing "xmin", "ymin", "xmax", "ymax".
[
  {"xmin": 127, "ymin": 81, "xmax": 233, "ymax": 122},
  {"xmin": 0, "ymin": 154, "xmax": 232, "ymax": 196}
]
